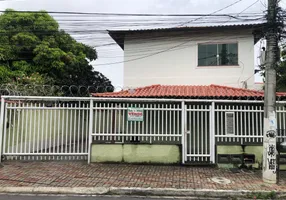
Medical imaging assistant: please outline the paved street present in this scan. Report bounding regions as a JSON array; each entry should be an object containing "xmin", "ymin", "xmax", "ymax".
[
  {"xmin": 0, "ymin": 161, "xmax": 286, "ymax": 191},
  {"xmin": 0, "ymin": 195, "xmax": 136, "ymax": 200},
  {"xmin": 0, "ymin": 195, "xmax": 222, "ymax": 200},
  {"xmin": 0, "ymin": 195, "xmax": 165, "ymax": 200},
  {"xmin": 0, "ymin": 195, "xmax": 167, "ymax": 200}
]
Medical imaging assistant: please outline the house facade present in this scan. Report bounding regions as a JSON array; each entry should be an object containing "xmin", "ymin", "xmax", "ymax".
[
  {"xmin": 92, "ymin": 85, "xmax": 286, "ymax": 168},
  {"xmin": 85, "ymin": 23, "xmax": 286, "ymax": 168},
  {"xmin": 109, "ymin": 23, "xmax": 264, "ymax": 90}
]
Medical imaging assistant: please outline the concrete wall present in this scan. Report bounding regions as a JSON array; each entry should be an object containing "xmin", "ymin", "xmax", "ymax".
[
  {"xmin": 217, "ymin": 145, "xmax": 262, "ymax": 168},
  {"xmin": 217, "ymin": 145, "xmax": 270, "ymax": 169},
  {"xmin": 124, "ymin": 29, "xmax": 255, "ymax": 89},
  {"xmin": 217, "ymin": 145, "xmax": 286, "ymax": 170},
  {"xmin": 91, "ymin": 144, "xmax": 180, "ymax": 164}
]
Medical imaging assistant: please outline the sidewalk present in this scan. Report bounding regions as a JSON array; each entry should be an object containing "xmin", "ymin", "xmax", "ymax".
[{"xmin": 0, "ymin": 161, "xmax": 286, "ymax": 198}]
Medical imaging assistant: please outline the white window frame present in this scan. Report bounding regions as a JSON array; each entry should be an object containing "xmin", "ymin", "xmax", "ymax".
[{"xmin": 197, "ymin": 42, "xmax": 239, "ymax": 67}]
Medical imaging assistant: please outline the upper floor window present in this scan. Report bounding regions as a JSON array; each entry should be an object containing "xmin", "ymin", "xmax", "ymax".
[{"xmin": 198, "ymin": 43, "xmax": 238, "ymax": 66}]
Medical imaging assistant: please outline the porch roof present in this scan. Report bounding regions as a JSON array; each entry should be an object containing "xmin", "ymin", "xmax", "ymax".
[{"xmin": 92, "ymin": 84, "xmax": 286, "ymax": 100}]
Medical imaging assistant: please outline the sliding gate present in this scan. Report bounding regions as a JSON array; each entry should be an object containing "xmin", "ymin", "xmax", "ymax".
[{"xmin": 0, "ymin": 97, "xmax": 90, "ymax": 161}]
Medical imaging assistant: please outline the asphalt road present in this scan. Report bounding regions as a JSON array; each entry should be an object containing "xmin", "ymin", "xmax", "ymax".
[
  {"xmin": 0, "ymin": 194, "xmax": 225, "ymax": 200},
  {"xmin": 0, "ymin": 195, "xmax": 154, "ymax": 200}
]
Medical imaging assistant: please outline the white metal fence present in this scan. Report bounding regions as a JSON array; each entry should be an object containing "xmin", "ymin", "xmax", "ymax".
[
  {"xmin": 91, "ymin": 101, "xmax": 182, "ymax": 143},
  {"xmin": 214, "ymin": 102, "xmax": 286, "ymax": 144},
  {"xmin": 0, "ymin": 97, "xmax": 90, "ymax": 161},
  {"xmin": 0, "ymin": 96, "xmax": 286, "ymax": 164}
]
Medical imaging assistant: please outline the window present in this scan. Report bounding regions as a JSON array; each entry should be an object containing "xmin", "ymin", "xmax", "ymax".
[{"xmin": 198, "ymin": 43, "xmax": 238, "ymax": 66}]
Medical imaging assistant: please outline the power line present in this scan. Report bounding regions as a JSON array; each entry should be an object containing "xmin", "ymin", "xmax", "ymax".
[
  {"xmin": 0, "ymin": 25, "xmax": 264, "ymax": 52},
  {"xmin": 178, "ymin": 0, "xmax": 245, "ymax": 27},
  {"xmin": 94, "ymin": 0, "xmax": 264, "ymax": 66},
  {"xmin": 0, "ymin": 18, "xmax": 263, "ymax": 31},
  {"xmin": 238, "ymin": 0, "xmax": 260, "ymax": 15},
  {"xmin": 0, "ymin": 22, "xmax": 264, "ymax": 40},
  {"xmin": 93, "ymin": 34, "xmax": 260, "ymax": 66},
  {"xmin": 0, "ymin": 9, "xmax": 263, "ymax": 17},
  {"xmin": 0, "ymin": 1, "xmax": 266, "ymax": 67}
]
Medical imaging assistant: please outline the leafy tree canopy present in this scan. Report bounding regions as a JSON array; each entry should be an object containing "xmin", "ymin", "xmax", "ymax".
[
  {"xmin": 277, "ymin": 44, "xmax": 286, "ymax": 92},
  {"xmin": 0, "ymin": 9, "xmax": 113, "ymax": 95}
]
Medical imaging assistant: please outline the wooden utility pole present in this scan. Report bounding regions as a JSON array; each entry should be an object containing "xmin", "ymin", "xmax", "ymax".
[{"xmin": 263, "ymin": 0, "xmax": 279, "ymax": 183}]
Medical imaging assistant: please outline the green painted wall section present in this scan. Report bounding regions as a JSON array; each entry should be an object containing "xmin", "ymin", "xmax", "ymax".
[
  {"xmin": 91, "ymin": 144, "xmax": 180, "ymax": 164},
  {"xmin": 91, "ymin": 144, "xmax": 123, "ymax": 162},
  {"xmin": 217, "ymin": 145, "xmax": 286, "ymax": 170},
  {"xmin": 123, "ymin": 144, "xmax": 180, "ymax": 163},
  {"xmin": 217, "ymin": 145, "xmax": 243, "ymax": 154},
  {"xmin": 217, "ymin": 145, "xmax": 262, "ymax": 168},
  {"xmin": 245, "ymin": 146, "xmax": 263, "ymax": 164},
  {"xmin": 217, "ymin": 145, "xmax": 263, "ymax": 163}
]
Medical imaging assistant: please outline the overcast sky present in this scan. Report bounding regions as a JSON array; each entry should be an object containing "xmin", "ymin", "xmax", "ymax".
[{"xmin": 1, "ymin": 0, "xmax": 285, "ymax": 88}]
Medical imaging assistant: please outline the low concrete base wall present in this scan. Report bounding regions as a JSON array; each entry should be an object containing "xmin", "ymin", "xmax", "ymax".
[
  {"xmin": 91, "ymin": 144, "xmax": 180, "ymax": 164},
  {"xmin": 217, "ymin": 145, "xmax": 262, "ymax": 169},
  {"xmin": 217, "ymin": 145, "xmax": 286, "ymax": 170}
]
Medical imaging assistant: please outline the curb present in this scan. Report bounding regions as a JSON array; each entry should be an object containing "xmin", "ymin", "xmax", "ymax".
[{"xmin": 0, "ymin": 187, "xmax": 284, "ymax": 198}]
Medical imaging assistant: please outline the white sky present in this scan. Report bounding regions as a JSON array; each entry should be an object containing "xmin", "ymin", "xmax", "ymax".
[{"xmin": 1, "ymin": 0, "xmax": 285, "ymax": 88}]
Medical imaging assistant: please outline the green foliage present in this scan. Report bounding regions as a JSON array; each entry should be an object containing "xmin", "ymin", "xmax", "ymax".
[
  {"xmin": 277, "ymin": 44, "xmax": 286, "ymax": 91},
  {"xmin": 0, "ymin": 9, "xmax": 113, "ymax": 96},
  {"xmin": 259, "ymin": 44, "xmax": 286, "ymax": 92},
  {"xmin": 247, "ymin": 191, "xmax": 277, "ymax": 199}
]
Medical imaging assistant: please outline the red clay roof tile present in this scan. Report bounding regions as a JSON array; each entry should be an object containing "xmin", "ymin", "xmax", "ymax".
[{"xmin": 92, "ymin": 84, "xmax": 286, "ymax": 99}]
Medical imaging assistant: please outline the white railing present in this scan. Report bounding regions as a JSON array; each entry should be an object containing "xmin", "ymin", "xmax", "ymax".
[
  {"xmin": 0, "ymin": 96, "xmax": 285, "ymax": 164},
  {"xmin": 214, "ymin": 102, "xmax": 286, "ymax": 144},
  {"xmin": 215, "ymin": 103, "xmax": 264, "ymax": 144},
  {"xmin": 91, "ymin": 101, "xmax": 183, "ymax": 143},
  {"xmin": 89, "ymin": 99, "xmax": 184, "ymax": 163},
  {"xmin": 0, "ymin": 97, "xmax": 90, "ymax": 161}
]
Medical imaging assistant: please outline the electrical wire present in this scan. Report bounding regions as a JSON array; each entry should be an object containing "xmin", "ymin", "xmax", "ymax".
[
  {"xmin": 238, "ymin": 0, "xmax": 260, "ymax": 15},
  {"xmin": 92, "ymin": 0, "xmax": 265, "ymax": 66},
  {"xmin": 93, "ymin": 34, "xmax": 261, "ymax": 66},
  {"xmin": 0, "ymin": 24, "xmax": 264, "ymax": 47},
  {"xmin": 0, "ymin": 34, "xmax": 262, "ymax": 57},
  {"xmin": 0, "ymin": 10, "xmax": 264, "ymax": 17},
  {"xmin": 0, "ymin": 2, "xmax": 267, "ymax": 69},
  {"xmin": 178, "ymin": 0, "xmax": 245, "ymax": 27}
]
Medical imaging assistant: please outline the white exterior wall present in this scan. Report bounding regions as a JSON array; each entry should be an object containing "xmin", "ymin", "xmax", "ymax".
[{"xmin": 124, "ymin": 30, "xmax": 255, "ymax": 89}]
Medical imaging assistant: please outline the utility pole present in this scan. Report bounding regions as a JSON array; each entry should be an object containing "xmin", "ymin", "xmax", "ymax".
[{"xmin": 263, "ymin": 0, "xmax": 279, "ymax": 183}]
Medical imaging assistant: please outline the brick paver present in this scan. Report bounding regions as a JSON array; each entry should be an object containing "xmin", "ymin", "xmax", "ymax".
[{"xmin": 0, "ymin": 161, "xmax": 286, "ymax": 191}]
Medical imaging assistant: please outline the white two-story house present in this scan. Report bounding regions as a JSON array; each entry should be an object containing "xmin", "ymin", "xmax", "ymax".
[
  {"xmin": 108, "ymin": 23, "xmax": 264, "ymax": 90},
  {"xmin": 92, "ymin": 23, "xmax": 286, "ymax": 167}
]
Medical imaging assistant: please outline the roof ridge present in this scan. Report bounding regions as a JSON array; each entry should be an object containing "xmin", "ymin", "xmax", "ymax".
[
  {"xmin": 140, "ymin": 84, "xmax": 161, "ymax": 89},
  {"xmin": 209, "ymin": 84, "xmax": 264, "ymax": 93},
  {"xmin": 159, "ymin": 84, "xmax": 208, "ymax": 87}
]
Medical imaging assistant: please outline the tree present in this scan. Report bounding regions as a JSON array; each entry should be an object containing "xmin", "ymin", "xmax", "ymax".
[
  {"xmin": 0, "ymin": 9, "xmax": 114, "ymax": 96},
  {"xmin": 277, "ymin": 44, "xmax": 286, "ymax": 91}
]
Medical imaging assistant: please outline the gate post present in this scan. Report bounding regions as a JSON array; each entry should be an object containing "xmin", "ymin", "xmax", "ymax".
[
  {"xmin": 88, "ymin": 99, "xmax": 94, "ymax": 164},
  {"xmin": 210, "ymin": 101, "xmax": 215, "ymax": 164},
  {"xmin": 181, "ymin": 101, "xmax": 186, "ymax": 164},
  {"xmin": 0, "ymin": 97, "xmax": 5, "ymax": 163}
]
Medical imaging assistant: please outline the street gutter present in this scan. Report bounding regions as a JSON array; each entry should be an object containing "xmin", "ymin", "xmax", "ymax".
[{"xmin": 0, "ymin": 187, "xmax": 284, "ymax": 199}]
